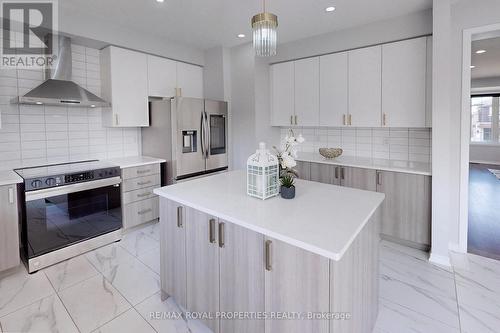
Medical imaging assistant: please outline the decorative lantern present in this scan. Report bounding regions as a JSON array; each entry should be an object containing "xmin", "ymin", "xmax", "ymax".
[{"xmin": 247, "ymin": 142, "xmax": 279, "ymax": 200}]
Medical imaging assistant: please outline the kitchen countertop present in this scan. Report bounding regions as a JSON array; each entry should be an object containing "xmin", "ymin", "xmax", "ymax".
[
  {"xmin": 105, "ymin": 156, "xmax": 166, "ymax": 169},
  {"xmin": 154, "ymin": 170, "xmax": 385, "ymax": 261},
  {"xmin": 296, "ymin": 152, "xmax": 432, "ymax": 176},
  {"xmin": 0, "ymin": 170, "xmax": 23, "ymax": 186}
]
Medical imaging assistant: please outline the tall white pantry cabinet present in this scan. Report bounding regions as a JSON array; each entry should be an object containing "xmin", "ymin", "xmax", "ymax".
[{"xmin": 270, "ymin": 36, "xmax": 431, "ymax": 128}]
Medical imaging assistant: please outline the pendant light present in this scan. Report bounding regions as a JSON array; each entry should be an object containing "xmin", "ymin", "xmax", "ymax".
[{"xmin": 251, "ymin": 0, "xmax": 278, "ymax": 57}]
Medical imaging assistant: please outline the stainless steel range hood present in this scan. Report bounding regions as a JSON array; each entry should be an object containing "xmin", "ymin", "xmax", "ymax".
[{"xmin": 15, "ymin": 36, "xmax": 110, "ymax": 108}]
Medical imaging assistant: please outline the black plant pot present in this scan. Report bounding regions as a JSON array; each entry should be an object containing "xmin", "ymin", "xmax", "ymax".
[{"xmin": 280, "ymin": 185, "xmax": 295, "ymax": 199}]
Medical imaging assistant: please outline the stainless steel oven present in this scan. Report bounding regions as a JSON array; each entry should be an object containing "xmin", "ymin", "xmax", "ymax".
[{"xmin": 16, "ymin": 161, "xmax": 123, "ymax": 273}]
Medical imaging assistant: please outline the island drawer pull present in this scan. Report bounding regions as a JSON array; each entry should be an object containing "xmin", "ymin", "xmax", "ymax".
[
  {"xmin": 138, "ymin": 208, "xmax": 152, "ymax": 215},
  {"xmin": 209, "ymin": 219, "xmax": 217, "ymax": 244},
  {"xmin": 177, "ymin": 206, "xmax": 183, "ymax": 228},
  {"xmin": 265, "ymin": 240, "xmax": 273, "ymax": 271},
  {"xmin": 137, "ymin": 169, "xmax": 151, "ymax": 174},
  {"xmin": 137, "ymin": 192, "xmax": 152, "ymax": 198},
  {"xmin": 218, "ymin": 222, "xmax": 225, "ymax": 248},
  {"xmin": 137, "ymin": 180, "xmax": 152, "ymax": 186},
  {"xmin": 8, "ymin": 187, "xmax": 14, "ymax": 204}
]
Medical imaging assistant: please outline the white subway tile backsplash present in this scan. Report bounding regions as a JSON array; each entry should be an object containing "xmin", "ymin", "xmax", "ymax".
[
  {"xmin": 0, "ymin": 44, "xmax": 141, "ymax": 170},
  {"xmin": 280, "ymin": 126, "xmax": 431, "ymax": 163}
]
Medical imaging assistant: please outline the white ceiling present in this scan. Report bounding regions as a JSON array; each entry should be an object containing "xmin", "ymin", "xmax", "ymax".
[
  {"xmin": 471, "ymin": 37, "xmax": 500, "ymax": 79},
  {"xmin": 59, "ymin": 0, "xmax": 432, "ymax": 50}
]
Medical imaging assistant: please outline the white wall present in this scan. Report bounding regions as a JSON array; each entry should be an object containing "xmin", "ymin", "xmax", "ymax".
[
  {"xmin": 445, "ymin": 0, "xmax": 500, "ymax": 250},
  {"xmin": 0, "ymin": 44, "xmax": 141, "ymax": 171},
  {"xmin": 267, "ymin": 9, "xmax": 432, "ymax": 64},
  {"xmin": 59, "ymin": 7, "xmax": 205, "ymax": 66}
]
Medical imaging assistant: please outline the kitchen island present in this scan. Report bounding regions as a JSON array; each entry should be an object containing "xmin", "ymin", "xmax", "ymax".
[{"xmin": 154, "ymin": 170, "xmax": 384, "ymax": 333}]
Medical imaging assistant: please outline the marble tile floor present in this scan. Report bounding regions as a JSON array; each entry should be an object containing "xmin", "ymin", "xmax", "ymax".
[{"xmin": 1, "ymin": 222, "xmax": 499, "ymax": 333}]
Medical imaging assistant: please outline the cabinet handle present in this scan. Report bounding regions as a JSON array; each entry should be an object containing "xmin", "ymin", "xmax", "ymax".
[
  {"xmin": 8, "ymin": 187, "xmax": 14, "ymax": 204},
  {"xmin": 177, "ymin": 206, "xmax": 183, "ymax": 228},
  {"xmin": 290, "ymin": 115, "xmax": 293, "ymax": 125},
  {"xmin": 218, "ymin": 222, "xmax": 225, "ymax": 248},
  {"xmin": 343, "ymin": 114, "xmax": 346, "ymax": 126},
  {"xmin": 115, "ymin": 114, "xmax": 119, "ymax": 125},
  {"xmin": 377, "ymin": 172, "xmax": 382, "ymax": 186},
  {"xmin": 334, "ymin": 167, "xmax": 339, "ymax": 179},
  {"xmin": 265, "ymin": 240, "xmax": 273, "ymax": 271},
  {"xmin": 294, "ymin": 115, "xmax": 298, "ymax": 125},
  {"xmin": 209, "ymin": 218, "xmax": 217, "ymax": 244},
  {"xmin": 138, "ymin": 208, "xmax": 152, "ymax": 215},
  {"xmin": 137, "ymin": 180, "xmax": 152, "ymax": 186},
  {"xmin": 348, "ymin": 114, "xmax": 352, "ymax": 126},
  {"xmin": 340, "ymin": 167, "xmax": 345, "ymax": 180},
  {"xmin": 383, "ymin": 113, "xmax": 387, "ymax": 126},
  {"xmin": 137, "ymin": 192, "xmax": 152, "ymax": 198},
  {"xmin": 137, "ymin": 169, "xmax": 151, "ymax": 175}
]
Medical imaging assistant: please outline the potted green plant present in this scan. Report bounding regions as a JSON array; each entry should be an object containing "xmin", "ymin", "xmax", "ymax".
[{"xmin": 280, "ymin": 173, "xmax": 296, "ymax": 199}]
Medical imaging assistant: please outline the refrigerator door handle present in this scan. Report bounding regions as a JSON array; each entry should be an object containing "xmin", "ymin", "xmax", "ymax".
[
  {"xmin": 200, "ymin": 111, "xmax": 206, "ymax": 158},
  {"xmin": 205, "ymin": 111, "xmax": 211, "ymax": 159}
]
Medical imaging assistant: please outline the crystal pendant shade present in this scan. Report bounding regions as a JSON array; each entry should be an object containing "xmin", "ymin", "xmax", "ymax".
[{"xmin": 252, "ymin": 12, "xmax": 278, "ymax": 57}]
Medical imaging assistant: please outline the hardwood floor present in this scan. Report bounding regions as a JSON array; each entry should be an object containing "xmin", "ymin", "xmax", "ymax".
[{"xmin": 468, "ymin": 163, "xmax": 500, "ymax": 260}]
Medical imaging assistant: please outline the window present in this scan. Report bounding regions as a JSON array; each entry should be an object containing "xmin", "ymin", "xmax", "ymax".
[{"xmin": 471, "ymin": 95, "xmax": 500, "ymax": 143}]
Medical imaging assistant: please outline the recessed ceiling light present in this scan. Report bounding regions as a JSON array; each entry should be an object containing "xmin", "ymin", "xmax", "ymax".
[
  {"xmin": 237, "ymin": 34, "xmax": 245, "ymax": 38},
  {"xmin": 35, "ymin": 101, "xmax": 43, "ymax": 105},
  {"xmin": 90, "ymin": 104, "xmax": 96, "ymax": 108},
  {"xmin": 156, "ymin": 0, "xmax": 164, "ymax": 3},
  {"xmin": 325, "ymin": 6, "xmax": 336, "ymax": 12},
  {"xmin": 476, "ymin": 49, "xmax": 486, "ymax": 54},
  {"xmin": 470, "ymin": 65, "xmax": 476, "ymax": 69}
]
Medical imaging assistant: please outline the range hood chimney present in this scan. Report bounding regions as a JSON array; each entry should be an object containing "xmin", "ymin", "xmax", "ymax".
[{"xmin": 15, "ymin": 36, "xmax": 110, "ymax": 108}]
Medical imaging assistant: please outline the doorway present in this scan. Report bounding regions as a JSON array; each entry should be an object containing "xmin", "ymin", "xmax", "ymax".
[{"xmin": 460, "ymin": 25, "xmax": 500, "ymax": 259}]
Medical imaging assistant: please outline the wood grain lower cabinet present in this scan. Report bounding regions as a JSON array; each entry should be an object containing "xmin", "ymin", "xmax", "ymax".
[
  {"xmin": 341, "ymin": 166, "xmax": 377, "ymax": 191},
  {"xmin": 311, "ymin": 162, "xmax": 338, "ymax": 185},
  {"xmin": 186, "ymin": 208, "xmax": 220, "ymax": 333},
  {"xmin": 295, "ymin": 161, "xmax": 311, "ymax": 180},
  {"xmin": 219, "ymin": 222, "xmax": 265, "ymax": 333},
  {"xmin": 160, "ymin": 200, "xmax": 187, "ymax": 309},
  {"xmin": 264, "ymin": 237, "xmax": 330, "ymax": 333},
  {"xmin": 0, "ymin": 184, "xmax": 20, "ymax": 272},
  {"xmin": 376, "ymin": 171, "xmax": 431, "ymax": 247}
]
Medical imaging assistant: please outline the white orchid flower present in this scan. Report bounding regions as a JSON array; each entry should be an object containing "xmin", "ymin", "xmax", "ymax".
[
  {"xmin": 282, "ymin": 155, "xmax": 297, "ymax": 169},
  {"xmin": 296, "ymin": 134, "xmax": 305, "ymax": 143}
]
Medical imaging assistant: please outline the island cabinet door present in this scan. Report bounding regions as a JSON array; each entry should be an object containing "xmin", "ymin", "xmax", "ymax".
[
  {"xmin": 185, "ymin": 207, "xmax": 220, "ymax": 333},
  {"xmin": 160, "ymin": 199, "xmax": 187, "ymax": 309},
  {"xmin": 264, "ymin": 237, "xmax": 330, "ymax": 333},
  {"xmin": 376, "ymin": 171, "xmax": 431, "ymax": 247},
  {"xmin": 219, "ymin": 222, "xmax": 265, "ymax": 333},
  {"xmin": 340, "ymin": 166, "xmax": 377, "ymax": 191},
  {"xmin": 310, "ymin": 163, "xmax": 339, "ymax": 185}
]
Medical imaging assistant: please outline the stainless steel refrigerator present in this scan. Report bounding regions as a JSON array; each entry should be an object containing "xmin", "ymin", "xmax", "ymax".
[{"xmin": 142, "ymin": 97, "xmax": 228, "ymax": 184}]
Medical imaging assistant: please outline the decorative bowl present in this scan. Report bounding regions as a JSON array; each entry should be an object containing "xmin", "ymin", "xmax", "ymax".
[{"xmin": 319, "ymin": 148, "xmax": 343, "ymax": 159}]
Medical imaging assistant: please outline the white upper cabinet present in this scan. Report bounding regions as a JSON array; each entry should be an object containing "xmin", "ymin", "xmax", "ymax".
[
  {"xmin": 101, "ymin": 46, "xmax": 149, "ymax": 127},
  {"xmin": 271, "ymin": 62, "xmax": 295, "ymax": 126},
  {"xmin": 294, "ymin": 58, "xmax": 320, "ymax": 126},
  {"xmin": 147, "ymin": 55, "xmax": 177, "ymax": 98},
  {"xmin": 319, "ymin": 52, "xmax": 348, "ymax": 127},
  {"xmin": 177, "ymin": 62, "xmax": 204, "ymax": 99},
  {"xmin": 382, "ymin": 37, "xmax": 427, "ymax": 127},
  {"xmin": 348, "ymin": 45, "xmax": 382, "ymax": 127}
]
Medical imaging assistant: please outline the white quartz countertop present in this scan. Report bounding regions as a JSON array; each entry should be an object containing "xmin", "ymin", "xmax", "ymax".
[
  {"xmin": 154, "ymin": 170, "xmax": 385, "ymax": 261},
  {"xmin": 296, "ymin": 152, "xmax": 432, "ymax": 176},
  {"xmin": 0, "ymin": 170, "xmax": 23, "ymax": 186},
  {"xmin": 105, "ymin": 156, "xmax": 166, "ymax": 169}
]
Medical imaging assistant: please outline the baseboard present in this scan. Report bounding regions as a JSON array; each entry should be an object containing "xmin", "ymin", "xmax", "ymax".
[{"xmin": 429, "ymin": 252, "xmax": 451, "ymax": 268}]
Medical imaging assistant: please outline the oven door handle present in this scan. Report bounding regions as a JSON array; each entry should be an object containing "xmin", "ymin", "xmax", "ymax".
[{"xmin": 25, "ymin": 177, "xmax": 122, "ymax": 202}]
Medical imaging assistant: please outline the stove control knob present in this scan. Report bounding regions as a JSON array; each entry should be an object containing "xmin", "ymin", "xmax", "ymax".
[
  {"xmin": 31, "ymin": 180, "xmax": 42, "ymax": 189},
  {"xmin": 45, "ymin": 178, "xmax": 56, "ymax": 186}
]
